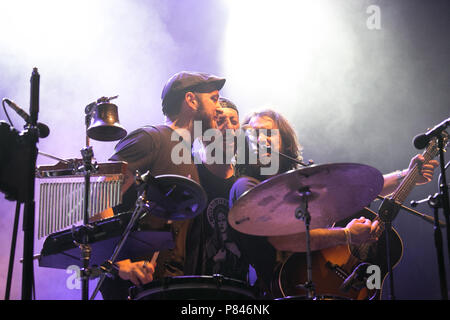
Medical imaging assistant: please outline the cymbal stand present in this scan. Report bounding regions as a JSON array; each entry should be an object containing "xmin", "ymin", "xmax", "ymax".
[
  {"xmin": 294, "ymin": 186, "xmax": 315, "ymax": 299},
  {"xmin": 89, "ymin": 172, "xmax": 156, "ymax": 300}
]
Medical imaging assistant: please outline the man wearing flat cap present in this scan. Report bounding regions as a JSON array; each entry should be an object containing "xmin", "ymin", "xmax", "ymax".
[
  {"xmin": 98, "ymin": 71, "xmax": 226, "ymax": 300},
  {"xmin": 184, "ymin": 97, "xmax": 252, "ymax": 285}
]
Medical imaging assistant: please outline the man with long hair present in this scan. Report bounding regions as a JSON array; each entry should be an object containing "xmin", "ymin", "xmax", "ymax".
[{"xmin": 229, "ymin": 108, "xmax": 438, "ymax": 296}]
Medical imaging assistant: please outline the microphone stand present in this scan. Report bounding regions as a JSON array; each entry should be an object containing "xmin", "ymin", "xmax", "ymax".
[
  {"xmin": 377, "ymin": 195, "xmax": 401, "ymax": 300},
  {"xmin": 22, "ymin": 68, "xmax": 40, "ymax": 300},
  {"xmin": 429, "ymin": 193, "xmax": 448, "ymax": 300},
  {"xmin": 410, "ymin": 134, "xmax": 449, "ymax": 300},
  {"xmin": 272, "ymin": 149, "xmax": 314, "ymax": 168},
  {"xmin": 410, "ymin": 192, "xmax": 448, "ymax": 300},
  {"xmin": 373, "ymin": 195, "xmax": 446, "ymax": 228},
  {"xmin": 436, "ymin": 135, "xmax": 450, "ymax": 266}
]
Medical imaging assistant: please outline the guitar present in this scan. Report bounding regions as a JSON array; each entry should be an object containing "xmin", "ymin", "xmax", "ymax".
[{"xmin": 272, "ymin": 132, "xmax": 448, "ymax": 300}]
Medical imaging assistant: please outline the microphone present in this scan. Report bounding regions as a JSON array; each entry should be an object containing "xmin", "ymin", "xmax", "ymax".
[
  {"xmin": 29, "ymin": 67, "xmax": 40, "ymax": 126},
  {"xmin": 240, "ymin": 125, "xmax": 313, "ymax": 167},
  {"xmin": 3, "ymin": 98, "xmax": 50, "ymax": 138},
  {"xmin": 413, "ymin": 117, "xmax": 450, "ymax": 149}
]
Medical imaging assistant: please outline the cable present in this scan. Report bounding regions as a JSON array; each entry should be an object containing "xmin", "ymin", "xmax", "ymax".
[{"xmin": 1, "ymin": 99, "xmax": 15, "ymax": 128}]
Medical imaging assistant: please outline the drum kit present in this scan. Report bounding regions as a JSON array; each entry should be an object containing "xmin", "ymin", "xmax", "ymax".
[
  {"xmin": 39, "ymin": 150, "xmax": 386, "ymax": 300},
  {"xmin": 7, "ymin": 92, "xmax": 383, "ymax": 301},
  {"xmin": 2, "ymin": 87, "xmax": 446, "ymax": 301}
]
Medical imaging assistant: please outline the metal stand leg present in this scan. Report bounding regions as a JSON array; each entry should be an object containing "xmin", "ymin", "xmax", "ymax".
[
  {"xmin": 5, "ymin": 202, "xmax": 21, "ymax": 300},
  {"xmin": 89, "ymin": 192, "xmax": 156, "ymax": 300},
  {"xmin": 295, "ymin": 187, "xmax": 315, "ymax": 299}
]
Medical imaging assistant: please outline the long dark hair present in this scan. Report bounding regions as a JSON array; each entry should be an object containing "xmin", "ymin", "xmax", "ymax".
[{"xmin": 235, "ymin": 109, "xmax": 303, "ymax": 180}]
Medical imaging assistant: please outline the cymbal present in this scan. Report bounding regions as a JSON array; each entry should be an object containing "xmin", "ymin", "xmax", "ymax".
[
  {"xmin": 143, "ymin": 174, "xmax": 208, "ymax": 221},
  {"xmin": 228, "ymin": 163, "xmax": 384, "ymax": 236}
]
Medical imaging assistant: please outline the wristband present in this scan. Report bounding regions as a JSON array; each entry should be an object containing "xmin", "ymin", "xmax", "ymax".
[
  {"xmin": 394, "ymin": 170, "xmax": 405, "ymax": 183},
  {"xmin": 344, "ymin": 228, "xmax": 352, "ymax": 246}
]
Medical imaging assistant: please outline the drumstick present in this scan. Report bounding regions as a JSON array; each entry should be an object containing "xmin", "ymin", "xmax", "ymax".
[{"xmin": 150, "ymin": 251, "xmax": 159, "ymax": 265}]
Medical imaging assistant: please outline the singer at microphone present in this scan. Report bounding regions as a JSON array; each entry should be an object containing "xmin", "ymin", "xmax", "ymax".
[{"xmin": 3, "ymin": 98, "xmax": 50, "ymax": 138}]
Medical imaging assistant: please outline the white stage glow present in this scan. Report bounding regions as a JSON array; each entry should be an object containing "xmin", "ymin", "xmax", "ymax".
[{"xmin": 222, "ymin": 0, "xmax": 358, "ymax": 128}]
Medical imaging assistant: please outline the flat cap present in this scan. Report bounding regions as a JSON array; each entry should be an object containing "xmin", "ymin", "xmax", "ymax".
[{"xmin": 161, "ymin": 71, "xmax": 226, "ymax": 106}]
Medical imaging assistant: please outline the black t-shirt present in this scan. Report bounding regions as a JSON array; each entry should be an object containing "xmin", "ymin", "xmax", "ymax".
[
  {"xmin": 185, "ymin": 164, "xmax": 250, "ymax": 282},
  {"xmin": 229, "ymin": 176, "xmax": 278, "ymax": 293},
  {"xmin": 100, "ymin": 125, "xmax": 200, "ymax": 300}
]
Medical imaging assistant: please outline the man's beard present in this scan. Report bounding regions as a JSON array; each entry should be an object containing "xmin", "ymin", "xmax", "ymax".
[{"xmin": 195, "ymin": 99, "xmax": 216, "ymax": 133}]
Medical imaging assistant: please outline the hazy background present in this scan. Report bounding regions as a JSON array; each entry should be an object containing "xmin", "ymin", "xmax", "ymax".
[{"xmin": 0, "ymin": 0, "xmax": 448, "ymax": 300}]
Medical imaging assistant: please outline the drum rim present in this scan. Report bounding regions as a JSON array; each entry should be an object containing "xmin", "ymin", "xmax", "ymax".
[
  {"xmin": 130, "ymin": 275, "xmax": 256, "ymax": 300},
  {"xmin": 275, "ymin": 294, "xmax": 351, "ymax": 300}
]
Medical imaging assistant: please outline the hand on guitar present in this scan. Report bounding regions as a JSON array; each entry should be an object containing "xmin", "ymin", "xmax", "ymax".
[
  {"xmin": 408, "ymin": 154, "xmax": 439, "ymax": 185},
  {"xmin": 345, "ymin": 216, "xmax": 380, "ymax": 245}
]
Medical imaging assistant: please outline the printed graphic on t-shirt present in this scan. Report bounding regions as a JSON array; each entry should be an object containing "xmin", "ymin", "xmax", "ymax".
[{"xmin": 205, "ymin": 197, "xmax": 242, "ymax": 275}]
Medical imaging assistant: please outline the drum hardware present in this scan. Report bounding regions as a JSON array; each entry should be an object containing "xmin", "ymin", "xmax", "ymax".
[
  {"xmin": 71, "ymin": 96, "xmax": 128, "ymax": 300},
  {"xmin": 89, "ymin": 172, "xmax": 207, "ymax": 300},
  {"xmin": 274, "ymin": 295, "xmax": 350, "ymax": 300},
  {"xmin": 228, "ymin": 163, "xmax": 384, "ymax": 301},
  {"xmin": 78, "ymin": 145, "xmax": 97, "ymax": 300},
  {"xmin": 36, "ymin": 160, "xmax": 127, "ymax": 239},
  {"xmin": 38, "ymin": 211, "xmax": 174, "ymax": 269},
  {"xmin": 293, "ymin": 186, "xmax": 315, "ymax": 299},
  {"xmin": 29, "ymin": 95, "xmax": 128, "ymax": 300},
  {"xmin": 229, "ymin": 163, "xmax": 384, "ymax": 237},
  {"xmin": 37, "ymin": 151, "xmax": 70, "ymax": 164},
  {"xmin": 85, "ymin": 95, "xmax": 127, "ymax": 144},
  {"xmin": 129, "ymin": 275, "xmax": 256, "ymax": 300}
]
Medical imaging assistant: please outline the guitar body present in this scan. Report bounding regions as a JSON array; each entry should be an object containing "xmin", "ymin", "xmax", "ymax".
[{"xmin": 272, "ymin": 208, "xmax": 404, "ymax": 300}]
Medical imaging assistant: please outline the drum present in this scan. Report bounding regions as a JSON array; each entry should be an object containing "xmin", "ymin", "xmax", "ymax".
[{"xmin": 129, "ymin": 275, "xmax": 256, "ymax": 300}]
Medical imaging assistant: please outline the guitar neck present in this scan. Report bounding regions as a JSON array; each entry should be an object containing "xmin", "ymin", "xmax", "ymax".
[
  {"xmin": 391, "ymin": 141, "xmax": 438, "ymax": 204},
  {"xmin": 354, "ymin": 133, "xmax": 447, "ymax": 258},
  {"xmin": 370, "ymin": 136, "xmax": 443, "ymax": 239}
]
